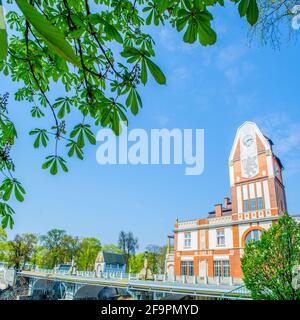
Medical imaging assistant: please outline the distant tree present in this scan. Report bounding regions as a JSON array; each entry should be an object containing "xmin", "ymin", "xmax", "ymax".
[
  {"xmin": 118, "ymin": 231, "xmax": 139, "ymax": 269},
  {"xmin": 8, "ymin": 233, "xmax": 38, "ymax": 270},
  {"xmin": 40, "ymin": 229, "xmax": 67, "ymax": 268},
  {"xmin": 62, "ymin": 235, "xmax": 81, "ymax": 263},
  {"xmin": 0, "ymin": 228, "xmax": 6, "ymax": 242},
  {"xmin": 76, "ymin": 237, "xmax": 101, "ymax": 271},
  {"xmin": 129, "ymin": 252, "xmax": 145, "ymax": 274},
  {"xmin": 101, "ymin": 244, "xmax": 122, "ymax": 254},
  {"xmin": 242, "ymin": 213, "xmax": 300, "ymax": 300},
  {"xmin": 118, "ymin": 231, "xmax": 127, "ymax": 254},
  {"xmin": 157, "ymin": 245, "xmax": 168, "ymax": 274},
  {"xmin": 30, "ymin": 245, "xmax": 46, "ymax": 269},
  {"xmin": 146, "ymin": 244, "xmax": 162, "ymax": 274},
  {"xmin": 146, "ymin": 244, "xmax": 168, "ymax": 274}
]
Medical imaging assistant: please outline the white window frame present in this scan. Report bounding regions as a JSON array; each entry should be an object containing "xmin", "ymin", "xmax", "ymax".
[
  {"xmin": 216, "ymin": 229, "xmax": 225, "ymax": 247},
  {"xmin": 184, "ymin": 232, "xmax": 191, "ymax": 248}
]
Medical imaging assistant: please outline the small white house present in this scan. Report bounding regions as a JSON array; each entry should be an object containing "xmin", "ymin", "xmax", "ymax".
[{"xmin": 94, "ymin": 251, "xmax": 126, "ymax": 274}]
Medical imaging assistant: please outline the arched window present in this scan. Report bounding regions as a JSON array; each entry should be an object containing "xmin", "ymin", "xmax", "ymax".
[{"xmin": 245, "ymin": 229, "xmax": 262, "ymax": 244}]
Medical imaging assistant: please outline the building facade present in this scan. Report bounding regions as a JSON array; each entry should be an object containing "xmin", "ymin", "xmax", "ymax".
[{"xmin": 167, "ymin": 121, "xmax": 288, "ymax": 285}]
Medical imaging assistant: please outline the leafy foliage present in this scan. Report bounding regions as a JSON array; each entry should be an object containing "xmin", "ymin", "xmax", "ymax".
[
  {"xmin": 7, "ymin": 233, "xmax": 38, "ymax": 271},
  {"xmin": 76, "ymin": 237, "xmax": 101, "ymax": 271},
  {"xmin": 118, "ymin": 230, "xmax": 139, "ymax": 271},
  {"xmin": 146, "ymin": 244, "xmax": 166, "ymax": 274},
  {"xmin": 0, "ymin": 1, "xmax": 8, "ymax": 60},
  {"xmin": 241, "ymin": 213, "xmax": 300, "ymax": 300},
  {"xmin": 0, "ymin": 93, "xmax": 24, "ymax": 229},
  {"xmin": 0, "ymin": 227, "xmax": 8, "ymax": 261}
]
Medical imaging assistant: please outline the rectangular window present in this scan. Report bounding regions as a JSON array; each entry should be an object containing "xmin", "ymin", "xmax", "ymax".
[
  {"xmin": 214, "ymin": 260, "xmax": 222, "ymax": 277},
  {"xmin": 187, "ymin": 261, "xmax": 194, "ymax": 276},
  {"xmin": 223, "ymin": 260, "xmax": 230, "ymax": 277},
  {"xmin": 181, "ymin": 261, "xmax": 194, "ymax": 276},
  {"xmin": 181, "ymin": 261, "xmax": 188, "ymax": 275},
  {"xmin": 250, "ymin": 198, "xmax": 257, "ymax": 211},
  {"xmin": 184, "ymin": 232, "xmax": 191, "ymax": 248},
  {"xmin": 216, "ymin": 229, "xmax": 225, "ymax": 246},
  {"xmin": 257, "ymin": 197, "xmax": 264, "ymax": 210},
  {"xmin": 214, "ymin": 260, "xmax": 230, "ymax": 278},
  {"xmin": 244, "ymin": 199, "xmax": 249, "ymax": 212}
]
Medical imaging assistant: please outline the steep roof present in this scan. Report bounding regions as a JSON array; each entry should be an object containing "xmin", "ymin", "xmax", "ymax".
[{"xmin": 102, "ymin": 251, "xmax": 126, "ymax": 265}]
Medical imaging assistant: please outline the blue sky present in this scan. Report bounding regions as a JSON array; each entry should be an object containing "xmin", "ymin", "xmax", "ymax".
[{"xmin": 2, "ymin": 3, "xmax": 300, "ymax": 250}]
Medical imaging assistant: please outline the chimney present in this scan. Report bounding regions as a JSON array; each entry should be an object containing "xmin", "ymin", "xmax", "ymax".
[
  {"xmin": 215, "ymin": 204, "xmax": 223, "ymax": 217},
  {"xmin": 224, "ymin": 197, "xmax": 230, "ymax": 209}
]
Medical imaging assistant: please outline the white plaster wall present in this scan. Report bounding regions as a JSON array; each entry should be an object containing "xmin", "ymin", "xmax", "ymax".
[
  {"xmin": 208, "ymin": 227, "xmax": 233, "ymax": 250},
  {"xmin": 267, "ymin": 155, "xmax": 274, "ymax": 176},
  {"xmin": 263, "ymin": 180, "xmax": 271, "ymax": 209},
  {"xmin": 258, "ymin": 221, "xmax": 272, "ymax": 230},
  {"xmin": 237, "ymin": 186, "xmax": 243, "ymax": 213}
]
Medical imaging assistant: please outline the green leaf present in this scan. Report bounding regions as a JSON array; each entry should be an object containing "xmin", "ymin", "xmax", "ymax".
[
  {"xmin": 104, "ymin": 23, "xmax": 123, "ymax": 43},
  {"xmin": 0, "ymin": 5, "xmax": 7, "ymax": 60},
  {"xmin": 145, "ymin": 58, "xmax": 166, "ymax": 85},
  {"xmin": 33, "ymin": 135, "xmax": 40, "ymax": 148},
  {"xmin": 77, "ymin": 130, "xmax": 84, "ymax": 148},
  {"xmin": 146, "ymin": 10, "xmax": 153, "ymax": 25},
  {"xmin": 0, "ymin": 179, "xmax": 25, "ymax": 202},
  {"xmin": 198, "ymin": 20, "xmax": 217, "ymax": 46},
  {"xmin": 15, "ymin": 0, "xmax": 79, "ymax": 66},
  {"xmin": 50, "ymin": 159, "xmax": 58, "ymax": 175},
  {"xmin": 31, "ymin": 106, "xmax": 45, "ymax": 118},
  {"xmin": 247, "ymin": 0, "xmax": 259, "ymax": 26},
  {"xmin": 14, "ymin": 185, "xmax": 24, "ymax": 202},
  {"xmin": 58, "ymin": 157, "xmax": 68, "ymax": 172},
  {"xmin": 83, "ymin": 127, "xmax": 96, "ymax": 145},
  {"xmin": 42, "ymin": 157, "xmax": 54, "ymax": 169},
  {"xmin": 141, "ymin": 59, "xmax": 148, "ymax": 85},
  {"xmin": 2, "ymin": 184, "xmax": 13, "ymax": 201},
  {"xmin": 1, "ymin": 214, "xmax": 8, "ymax": 229},
  {"xmin": 67, "ymin": 140, "xmax": 84, "ymax": 160},
  {"xmin": 30, "ymin": 128, "xmax": 48, "ymax": 148},
  {"xmin": 183, "ymin": 22, "xmax": 197, "ymax": 44},
  {"xmin": 238, "ymin": 0, "xmax": 249, "ymax": 17}
]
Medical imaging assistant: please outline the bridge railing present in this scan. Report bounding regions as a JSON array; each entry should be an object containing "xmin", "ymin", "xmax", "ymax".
[
  {"xmin": 32, "ymin": 268, "xmax": 141, "ymax": 281},
  {"xmin": 220, "ymin": 285, "xmax": 251, "ymax": 300}
]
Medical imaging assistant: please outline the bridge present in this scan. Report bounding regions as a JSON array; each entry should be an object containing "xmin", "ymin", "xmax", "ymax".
[{"xmin": 15, "ymin": 268, "xmax": 251, "ymax": 300}]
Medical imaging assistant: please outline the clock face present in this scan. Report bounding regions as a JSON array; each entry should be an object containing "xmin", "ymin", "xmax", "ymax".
[
  {"xmin": 240, "ymin": 125, "xmax": 259, "ymax": 179},
  {"xmin": 242, "ymin": 134, "xmax": 254, "ymax": 148}
]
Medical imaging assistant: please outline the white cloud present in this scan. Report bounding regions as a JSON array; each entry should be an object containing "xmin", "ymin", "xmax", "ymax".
[
  {"xmin": 170, "ymin": 67, "xmax": 190, "ymax": 82},
  {"xmin": 159, "ymin": 28, "xmax": 176, "ymax": 52},
  {"xmin": 256, "ymin": 113, "xmax": 300, "ymax": 153},
  {"xmin": 255, "ymin": 113, "xmax": 300, "ymax": 175},
  {"xmin": 158, "ymin": 27, "xmax": 197, "ymax": 54},
  {"xmin": 156, "ymin": 115, "xmax": 170, "ymax": 127},
  {"xmin": 215, "ymin": 44, "xmax": 247, "ymax": 70}
]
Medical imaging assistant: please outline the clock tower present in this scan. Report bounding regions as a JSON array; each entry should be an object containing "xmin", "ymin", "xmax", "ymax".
[{"xmin": 229, "ymin": 121, "xmax": 286, "ymax": 221}]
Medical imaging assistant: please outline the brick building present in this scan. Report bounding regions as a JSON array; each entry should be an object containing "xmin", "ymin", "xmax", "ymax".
[{"xmin": 165, "ymin": 121, "xmax": 290, "ymax": 285}]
